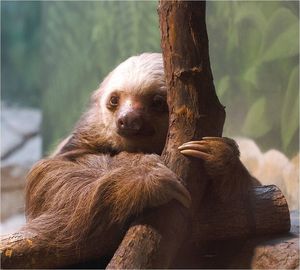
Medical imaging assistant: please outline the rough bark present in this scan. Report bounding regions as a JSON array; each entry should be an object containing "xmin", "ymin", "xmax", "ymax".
[
  {"xmin": 107, "ymin": 201, "xmax": 188, "ymax": 269},
  {"xmin": 160, "ymin": 0, "xmax": 225, "ymax": 204},
  {"xmin": 0, "ymin": 185, "xmax": 293, "ymax": 269},
  {"xmin": 229, "ymin": 211, "xmax": 299, "ymax": 269},
  {"xmin": 0, "ymin": 231, "xmax": 59, "ymax": 269},
  {"xmin": 230, "ymin": 231, "xmax": 299, "ymax": 269},
  {"xmin": 175, "ymin": 211, "xmax": 299, "ymax": 269},
  {"xmin": 192, "ymin": 185, "xmax": 290, "ymax": 242},
  {"xmin": 0, "ymin": 231, "xmax": 103, "ymax": 269},
  {"xmin": 108, "ymin": 1, "xmax": 225, "ymax": 268}
]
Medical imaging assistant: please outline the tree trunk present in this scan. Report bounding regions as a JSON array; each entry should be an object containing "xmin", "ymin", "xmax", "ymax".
[{"xmin": 108, "ymin": 1, "xmax": 225, "ymax": 268}]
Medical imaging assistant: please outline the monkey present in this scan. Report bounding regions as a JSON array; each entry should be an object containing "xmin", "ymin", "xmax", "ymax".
[{"xmin": 24, "ymin": 53, "xmax": 256, "ymax": 266}]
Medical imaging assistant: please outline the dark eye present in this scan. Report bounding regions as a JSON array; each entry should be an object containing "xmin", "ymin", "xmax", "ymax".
[
  {"xmin": 151, "ymin": 95, "xmax": 168, "ymax": 112},
  {"xmin": 109, "ymin": 95, "xmax": 119, "ymax": 107}
]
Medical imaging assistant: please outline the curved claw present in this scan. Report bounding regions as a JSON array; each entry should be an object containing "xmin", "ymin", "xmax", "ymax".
[
  {"xmin": 180, "ymin": 140, "xmax": 203, "ymax": 145},
  {"xmin": 178, "ymin": 143, "xmax": 209, "ymax": 153},
  {"xmin": 180, "ymin": 149, "xmax": 211, "ymax": 160},
  {"xmin": 179, "ymin": 141, "xmax": 212, "ymax": 160}
]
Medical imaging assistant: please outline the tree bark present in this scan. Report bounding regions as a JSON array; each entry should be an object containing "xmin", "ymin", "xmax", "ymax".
[
  {"xmin": 0, "ymin": 230, "xmax": 109, "ymax": 269},
  {"xmin": 230, "ymin": 231, "xmax": 299, "ymax": 269},
  {"xmin": 107, "ymin": 201, "xmax": 188, "ymax": 269},
  {"xmin": 0, "ymin": 185, "xmax": 292, "ymax": 269},
  {"xmin": 191, "ymin": 185, "xmax": 290, "ymax": 242},
  {"xmin": 108, "ymin": 1, "xmax": 225, "ymax": 268},
  {"xmin": 173, "ymin": 211, "xmax": 298, "ymax": 269},
  {"xmin": 160, "ymin": 2, "xmax": 226, "ymax": 198}
]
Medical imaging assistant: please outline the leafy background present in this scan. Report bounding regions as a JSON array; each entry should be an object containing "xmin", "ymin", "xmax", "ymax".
[{"xmin": 1, "ymin": 1, "xmax": 299, "ymax": 157}]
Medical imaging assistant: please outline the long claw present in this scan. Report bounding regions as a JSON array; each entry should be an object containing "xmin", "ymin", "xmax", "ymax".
[
  {"xmin": 178, "ymin": 143, "xmax": 210, "ymax": 154},
  {"xmin": 180, "ymin": 140, "xmax": 203, "ymax": 145},
  {"xmin": 180, "ymin": 149, "xmax": 211, "ymax": 160}
]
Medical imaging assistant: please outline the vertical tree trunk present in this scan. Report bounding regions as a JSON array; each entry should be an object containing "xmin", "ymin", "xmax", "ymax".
[
  {"xmin": 108, "ymin": 1, "xmax": 225, "ymax": 268},
  {"xmin": 160, "ymin": 0, "xmax": 225, "ymax": 210}
]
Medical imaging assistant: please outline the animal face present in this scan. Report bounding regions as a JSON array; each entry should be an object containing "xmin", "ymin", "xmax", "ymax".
[{"xmin": 93, "ymin": 53, "xmax": 169, "ymax": 154}]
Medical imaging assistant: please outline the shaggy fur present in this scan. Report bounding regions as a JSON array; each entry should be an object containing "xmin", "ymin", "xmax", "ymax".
[
  {"xmin": 25, "ymin": 152, "xmax": 190, "ymax": 249},
  {"xmin": 24, "ymin": 53, "xmax": 254, "ymax": 253}
]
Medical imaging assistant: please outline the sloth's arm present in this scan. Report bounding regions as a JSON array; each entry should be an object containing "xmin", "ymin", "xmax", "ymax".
[
  {"xmin": 179, "ymin": 137, "xmax": 259, "ymax": 200},
  {"xmin": 24, "ymin": 152, "xmax": 191, "ymax": 249}
]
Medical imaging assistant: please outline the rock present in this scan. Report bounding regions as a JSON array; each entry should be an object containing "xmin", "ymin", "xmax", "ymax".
[
  {"xmin": 283, "ymin": 153, "xmax": 299, "ymax": 210},
  {"xmin": 1, "ymin": 105, "xmax": 41, "ymax": 136},
  {"xmin": 255, "ymin": 149, "xmax": 290, "ymax": 196},
  {"xmin": 1, "ymin": 165, "xmax": 28, "ymax": 221},
  {"xmin": 235, "ymin": 137, "xmax": 263, "ymax": 175},
  {"xmin": 0, "ymin": 214, "xmax": 25, "ymax": 235},
  {"xmin": 1, "ymin": 136, "xmax": 42, "ymax": 167},
  {"xmin": 236, "ymin": 138, "xmax": 299, "ymax": 210},
  {"xmin": 1, "ymin": 105, "xmax": 42, "ymax": 162},
  {"xmin": 1, "ymin": 121, "xmax": 23, "ymax": 159}
]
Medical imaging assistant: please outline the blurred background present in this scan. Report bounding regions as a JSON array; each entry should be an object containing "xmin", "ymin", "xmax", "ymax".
[{"xmin": 1, "ymin": 1, "xmax": 299, "ymax": 233}]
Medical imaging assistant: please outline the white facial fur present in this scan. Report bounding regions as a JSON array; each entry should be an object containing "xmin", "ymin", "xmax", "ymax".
[{"xmin": 94, "ymin": 53, "xmax": 168, "ymax": 153}]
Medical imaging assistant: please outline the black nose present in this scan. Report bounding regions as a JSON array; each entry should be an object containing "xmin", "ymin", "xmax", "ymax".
[{"xmin": 117, "ymin": 112, "xmax": 143, "ymax": 136}]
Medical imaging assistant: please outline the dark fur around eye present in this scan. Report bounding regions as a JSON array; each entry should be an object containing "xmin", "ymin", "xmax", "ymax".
[{"xmin": 107, "ymin": 95, "xmax": 119, "ymax": 109}]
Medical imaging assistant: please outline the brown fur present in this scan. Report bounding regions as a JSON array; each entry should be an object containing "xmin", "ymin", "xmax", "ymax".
[
  {"xmin": 24, "ymin": 53, "xmax": 255, "ymax": 259},
  {"xmin": 198, "ymin": 137, "xmax": 258, "ymax": 201},
  {"xmin": 25, "ymin": 151, "xmax": 190, "ymax": 250},
  {"xmin": 24, "ymin": 53, "xmax": 190, "ymax": 250}
]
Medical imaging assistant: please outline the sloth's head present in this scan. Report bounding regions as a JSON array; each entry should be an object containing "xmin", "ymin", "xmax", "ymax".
[{"xmin": 88, "ymin": 53, "xmax": 169, "ymax": 154}]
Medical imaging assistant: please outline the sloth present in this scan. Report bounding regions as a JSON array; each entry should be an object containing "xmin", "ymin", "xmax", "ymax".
[{"xmin": 24, "ymin": 53, "xmax": 255, "ymax": 264}]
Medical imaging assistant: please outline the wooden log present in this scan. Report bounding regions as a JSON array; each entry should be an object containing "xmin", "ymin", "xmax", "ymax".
[
  {"xmin": 174, "ymin": 211, "xmax": 298, "ymax": 269},
  {"xmin": 0, "ymin": 231, "xmax": 92, "ymax": 269},
  {"xmin": 230, "ymin": 210, "xmax": 299, "ymax": 269},
  {"xmin": 0, "ymin": 226, "xmax": 122, "ymax": 269},
  {"xmin": 107, "ymin": 201, "xmax": 188, "ymax": 269},
  {"xmin": 0, "ymin": 231, "xmax": 57, "ymax": 269},
  {"xmin": 230, "ymin": 227, "xmax": 299, "ymax": 269},
  {"xmin": 108, "ymin": 1, "xmax": 225, "ymax": 268},
  {"xmin": 1, "ymin": 185, "xmax": 290, "ymax": 269},
  {"xmin": 191, "ymin": 185, "xmax": 290, "ymax": 242}
]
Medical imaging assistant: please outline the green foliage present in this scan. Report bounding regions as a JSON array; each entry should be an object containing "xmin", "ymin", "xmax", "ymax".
[
  {"xmin": 281, "ymin": 66, "xmax": 299, "ymax": 150},
  {"xmin": 242, "ymin": 97, "xmax": 271, "ymax": 138},
  {"xmin": 1, "ymin": 2, "xmax": 42, "ymax": 107},
  {"xmin": 3, "ymin": 2, "xmax": 298, "ymax": 156},
  {"xmin": 207, "ymin": 1, "xmax": 299, "ymax": 156},
  {"xmin": 40, "ymin": 2, "xmax": 160, "ymax": 153}
]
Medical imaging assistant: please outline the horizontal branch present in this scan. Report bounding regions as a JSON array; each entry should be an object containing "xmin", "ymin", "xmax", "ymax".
[
  {"xmin": 1, "ymin": 185, "xmax": 290, "ymax": 269},
  {"xmin": 191, "ymin": 185, "xmax": 290, "ymax": 242},
  {"xmin": 174, "ymin": 211, "xmax": 298, "ymax": 269}
]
